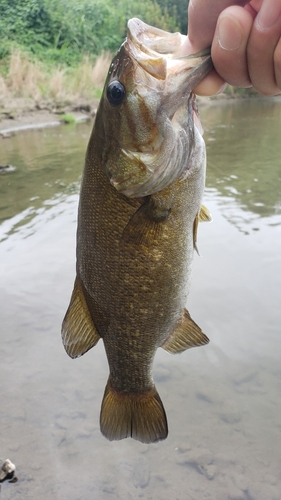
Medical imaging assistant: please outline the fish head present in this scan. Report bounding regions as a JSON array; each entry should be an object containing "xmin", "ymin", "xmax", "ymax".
[{"xmin": 97, "ymin": 18, "xmax": 213, "ymax": 197}]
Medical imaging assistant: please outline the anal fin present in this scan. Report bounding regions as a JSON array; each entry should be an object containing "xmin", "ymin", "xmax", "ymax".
[
  {"xmin": 61, "ymin": 277, "xmax": 100, "ymax": 358},
  {"xmin": 161, "ymin": 308, "xmax": 209, "ymax": 354}
]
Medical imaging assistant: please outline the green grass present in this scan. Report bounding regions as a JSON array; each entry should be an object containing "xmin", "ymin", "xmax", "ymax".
[{"xmin": 60, "ymin": 113, "xmax": 76, "ymax": 124}]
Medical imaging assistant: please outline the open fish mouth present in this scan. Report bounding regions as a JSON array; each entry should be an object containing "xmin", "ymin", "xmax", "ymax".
[
  {"xmin": 102, "ymin": 19, "xmax": 213, "ymax": 198},
  {"xmin": 127, "ymin": 18, "xmax": 187, "ymax": 80},
  {"xmin": 127, "ymin": 18, "xmax": 212, "ymax": 86}
]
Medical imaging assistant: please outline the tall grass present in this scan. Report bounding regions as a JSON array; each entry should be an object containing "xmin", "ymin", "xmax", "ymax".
[
  {"xmin": 7, "ymin": 51, "xmax": 45, "ymax": 99},
  {"xmin": 0, "ymin": 50, "xmax": 112, "ymax": 104}
]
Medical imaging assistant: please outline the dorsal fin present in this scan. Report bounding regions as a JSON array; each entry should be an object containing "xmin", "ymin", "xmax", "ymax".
[
  {"xmin": 193, "ymin": 204, "xmax": 212, "ymax": 254},
  {"xmin": 193, "ymin": 213, "xmax": 200, "ymax": 255},
  {"xmin": 199, "ymin": 204, "xmax": 212, "ymax": 222}
]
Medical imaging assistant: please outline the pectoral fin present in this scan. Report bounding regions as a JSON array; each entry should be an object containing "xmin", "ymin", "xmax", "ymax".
[
  {"xmin": 121, "ymin": 196, "xmax": 170, "ymax": 246},
  {"xmin": 161, "ymin": 308, "xmax": 209, "ymax": 354},
  {"xmin": 61, "ymin": 277, "xmax": 100, "ymax": 358}
]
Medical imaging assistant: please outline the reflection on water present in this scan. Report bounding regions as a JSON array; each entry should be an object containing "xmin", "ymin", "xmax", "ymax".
[
  {"xmin": 0, "ymin": 123, "xmax": 88, "ymax": 240},
  {"xmin": 1, "ymin": 101, "xmax": 281, "ymax": 500},
  {"xmin": 202, "ymin": 98, "xmax": 281, "ymax": 233}
]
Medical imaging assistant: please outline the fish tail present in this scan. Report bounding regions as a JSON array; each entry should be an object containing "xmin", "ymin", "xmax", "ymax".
[{"xmin": 100, "ymin": 381, "xmax": 168, "ymax": 444}]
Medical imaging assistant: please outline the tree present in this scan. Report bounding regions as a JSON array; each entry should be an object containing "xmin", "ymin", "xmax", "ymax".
[{"xmin": 156, "ymin": 0, "xmax": 190, "ymax": 34}]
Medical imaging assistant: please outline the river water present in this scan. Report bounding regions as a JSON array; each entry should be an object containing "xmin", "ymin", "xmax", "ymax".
[{"xmin": 1, "ymin": 98, "xmax": 281, "ymax": 500}]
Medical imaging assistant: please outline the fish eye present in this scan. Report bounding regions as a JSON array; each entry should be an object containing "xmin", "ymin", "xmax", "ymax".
[{"xmin": 107, "ymin": 81, "xmax": 126, "ymax": 106}]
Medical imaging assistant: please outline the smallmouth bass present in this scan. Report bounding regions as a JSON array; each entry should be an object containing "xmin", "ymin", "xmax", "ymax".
[{"xmin": 62, "ymin": 18, "xmax": 213, "ymax": 444}]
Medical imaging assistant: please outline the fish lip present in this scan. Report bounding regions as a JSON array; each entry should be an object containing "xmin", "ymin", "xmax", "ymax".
[{"xmin": 126, "ymin": 17, "xmax": 213, "ymax": 88}]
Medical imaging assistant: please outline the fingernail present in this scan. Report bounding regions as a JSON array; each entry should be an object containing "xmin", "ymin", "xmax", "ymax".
[
  {"xmin": 218, "ymin": 14, "xmax": 243, "ymax": 51},
  {"xmin": 257, "ymin": 0, "xmax": 281, "ymax": 30}
]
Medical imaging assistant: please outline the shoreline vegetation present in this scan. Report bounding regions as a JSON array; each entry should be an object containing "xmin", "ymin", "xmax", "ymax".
[
  {"xmin": 0, "ymin": 50, "xmax": 111, "ymax": 133},
  {"xmin": 0, "ymin": 0, "xmax": 261, "ymax": 134},
  {"xmin": 0, "ymin": 0, "xmax": 185, "ymax": 130}
]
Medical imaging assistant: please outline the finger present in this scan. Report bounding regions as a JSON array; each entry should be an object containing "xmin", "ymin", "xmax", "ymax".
[
  {"xmin": 248, "ymin": 0, "xmax": 262, "ymax": 11},
  {"xmin": 188, "ymin": 0, "xmax": 250, "ymax": 50},
  {"xmin": 212, "ymin": 6, "xmax": 254, "ymax": 87},
  {"xmin": 243, "ymin": 1, "xmax": 260, "ymax": 24},
  {"xmin": 247, "ymin": 0, "xmax": 281, "ymax": 95},
  {"xmin": 192, "ymin": 71, "xmax": 228, "ymax": 96},
  {"xmin": 275, "ymin": 38, "xmax": 281, "ymax": 89},
  {"xmin": 179, "ymin": 36, "xmax": 227, "ymax": 95}
]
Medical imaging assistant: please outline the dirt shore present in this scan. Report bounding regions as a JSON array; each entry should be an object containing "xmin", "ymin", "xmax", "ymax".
[
  {"xmin": 0, "ymin": 94, "xmax": 232, "ymax": 136},
  {"xmin": 0, "ymin": 97, "xmax": 100, "ymax": 135},
  {"xmin": 0, "ymin": 96, "xmax": 221, "ymax": 138},
  {"xmin": 0, "ymin": 93, "xmax": 270, "ymax": 136}
]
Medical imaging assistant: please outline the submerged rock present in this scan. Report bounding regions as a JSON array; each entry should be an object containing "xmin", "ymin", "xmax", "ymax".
[
  {"xmin": 0, "ymin": 165, "xmax": 16, "ymax": 174},
  {"xmin": 0, "ymin": 459, "xmax": 16, "ymax": 482}
]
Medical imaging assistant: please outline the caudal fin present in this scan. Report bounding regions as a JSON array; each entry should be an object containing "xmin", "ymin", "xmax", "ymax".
[{"xmin": 100, "ymin": 381, "xmax": 168, "ymax": 444}]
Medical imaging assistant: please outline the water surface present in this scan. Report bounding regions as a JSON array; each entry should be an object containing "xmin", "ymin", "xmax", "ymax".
[{"xmin": 1, "ymin": 100, "xmax": 281, "ymax": 500}]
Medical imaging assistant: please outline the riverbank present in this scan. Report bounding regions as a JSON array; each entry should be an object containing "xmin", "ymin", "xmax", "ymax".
[
  {"xmin": 0, "ymin": 91, "xmax": 260, "ymax": 136},
  {"xmin": 0, "ymin": 96, "xmax": 101, "ymax": 136},
  {"xmin": 0, "ymin": 50, "xmax": 112, "ymax": 135},
  {"xmin": 1, "ymin": 90, "xmax": 278, "ymax": 137}
]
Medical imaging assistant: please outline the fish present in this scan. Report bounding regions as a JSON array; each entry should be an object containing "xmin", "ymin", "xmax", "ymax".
[{"xmin": 61, "ymin": 18, "xmax": 213, "ymax": 444}]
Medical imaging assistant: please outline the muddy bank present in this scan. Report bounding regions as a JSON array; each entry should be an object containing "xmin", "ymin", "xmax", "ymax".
[
  {"xmin": 0, "ymin": 97, "xmax": 100, "ymax": 135},
  {"xmin": 1, "ymin": 93, "xmax": 278, "ymax": 136},
  {"xmin": 0, "ymin": 94, "xmax": 240, "ymax": 135}
]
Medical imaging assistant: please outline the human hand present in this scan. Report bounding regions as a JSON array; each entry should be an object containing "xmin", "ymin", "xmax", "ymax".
[{"xmin": 182, "ymin": 0, "xmax": 281, "ymax": 96}]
